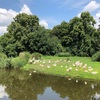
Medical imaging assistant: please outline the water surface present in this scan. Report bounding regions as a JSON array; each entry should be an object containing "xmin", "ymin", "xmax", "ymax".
[{"xmin": 0, "ymin": 69, "xmax": 100, "ymax": 100}]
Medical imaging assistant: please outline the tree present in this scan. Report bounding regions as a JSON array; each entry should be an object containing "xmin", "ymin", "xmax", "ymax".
[
  {"xmin": 0, "ymin": 13, "xmax": 40, "ymax": 57},
  {"xmin": 0, "ymin": 13, "xmax": 62, "ymax": 56},
  {"xmin": 80, "ymin": 12, "xmax": 96, "ymax": 56},
  {"xmin": 12, "ymin": 13, "xmax": 39, "ymax": 33},
  {"xmin": 0, "ymin": 12, "xmax": 99, "ymax": 57},
  {"xmin": 67, "ymin": 17, "xmax": 86, "ymax": 55},
  {"xmin": 51, "ymin": 12, "xmax": 97, "ymax": 56},
  {"xmin": 51, "ymin": 21, "xmax": 69, "ymax": 46},
  {"xmin": 27, "ymin": 27, "xmax": 62, "ymax": 55}
]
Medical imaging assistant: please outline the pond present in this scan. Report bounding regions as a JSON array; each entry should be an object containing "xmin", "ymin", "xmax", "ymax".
[{"xmin": 0, "ymin": 69, "xmax": 100, "ymax": 100}]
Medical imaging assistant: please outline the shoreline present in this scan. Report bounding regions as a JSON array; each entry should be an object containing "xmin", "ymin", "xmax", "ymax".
[{"xmin": 22, "ymin": 56, "xmax": 100, "ymax": 81}]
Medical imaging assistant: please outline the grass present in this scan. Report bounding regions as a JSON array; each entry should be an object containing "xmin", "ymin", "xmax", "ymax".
[{"xmin": 22, "ymin": 56, "xmax": 100, "ymax": 80}]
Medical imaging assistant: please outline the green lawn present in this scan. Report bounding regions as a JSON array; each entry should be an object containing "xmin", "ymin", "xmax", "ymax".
[{"xmin": 22, "ymin": 56, "xmax": 100, "ymax": 80}]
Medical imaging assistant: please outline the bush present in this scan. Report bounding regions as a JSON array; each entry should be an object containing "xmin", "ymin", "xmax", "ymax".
[
  {"xmin": 79, "ymin": 51, "xmax": 89, "ymax": 57},
  {"xmin": 90, "ymin": 48, "xmax": 96, "ymax": 57},
  {"xmin": 0, "ymin": 53, "xmax": 12, "ymax": 69},
  {"xmin": 31, "ymin": 52, "xmax": 42, "ymax": 60},
  {"xmin": 0, "ymin": 58, "xmax": 12, "ymax": 69},
  {"xmin": 92, "ymin": 51, "xmax": 100, "ymax": 62},
  {"xmin": 0, "ymin": 52, "xmax": 7, "ymax": 59},
  {"xmin": 10, "ymin": 57, "xmax": 27, "ymax": 68},
  {"xmin": 57, "ymin": 52, "xmax": 71, "ymax": 57},
  {"xmin": 19, "ymin": 52, "xmax": 31, "ymax": 62},
  {"xmin": 0, "ymin": 45, "xmax": 3, "ymax": 52}
]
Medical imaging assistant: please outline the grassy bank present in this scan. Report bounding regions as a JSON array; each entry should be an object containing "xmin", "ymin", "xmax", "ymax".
[{"xmin": 22, "ymin": 56, "xmax": 100, "ymax": 80}]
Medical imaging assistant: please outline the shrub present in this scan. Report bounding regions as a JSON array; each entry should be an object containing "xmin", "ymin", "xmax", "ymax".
[
  {"xmin": 31, "ymin": 52, "xmax": 43, "ymax": 60},
  {"xmin": 10, "ymin": 57, "xmax": 27, "ymax": 68},
  {"xmin": 0, "ymin": 58, "xmax": 12, "ymax": 69},
  {"xmin": 57, "ymin": 52, "xmax": 71, "ymax": 57},
  {"xmin": 0, "ymin": 52, "xmax": 7, "ymax": 59},
  {"xmin": 79, "ymin": 51, "xmax": 89, "ymax": 57},
  {"xmin": 0, "ymin": 45, "xmax": 3, "ymax": 52},
  {"xmin": 19, "ymin": 52, "xmax": 31, "ymax": 62},
  {"xmin": 90, "ymin": 48, "xmax": 96, "ymax": 57},
  {"xmin": 0, "ymin": 53, "xmax": 12, "ymax": 69},
  {"xmin": 92, "ymin": 51, "xmax": 100, "ymax": 62}
]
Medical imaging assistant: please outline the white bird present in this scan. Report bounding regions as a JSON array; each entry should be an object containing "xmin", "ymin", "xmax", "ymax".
[
  {"xmin": 68, "ymin": 78, "xmax": 71, "ymax": 80},
  {"xmin": 75, "ymin": 68, "xmax": 78, "ymax": 71},
  {"xmin": 84, "ymin": 70, "xmax": 88, "ymax": 72},
  {"xmin": 29, "ymin": 73, "xmax": 32, "ymax": 76},
  {"xmin": 76, "ymin": 80, "xmax": 78, "ymax": 83},
  {"xmin": 84, "ymin": 81, "xmax": 87, "ymax": 84},
  {"xmin": 53, "ymin": 63, "xmax": 57, "ymax": 66},
  {"xmin": 69, "ymin": 67, "xmax": 72, "ymax": 70},
  {"xmin": 61, "ymin": 66, "xmax": 63, "ymax": 68},
  {"xmin": 33, "ymin": 71, "xmax": 36, "ymax": 73},
  {"xmin": 91, "ymin": 72, "xmax": 98, "ymax": 74},
  {"xmin": 47, "ymin": 66, "xmax": 50, "ymax": 68},
  {"xmin": 66, "ymin": 69, "xmax": 70, "ymax": 72},
  {"xmin": 48, "ymin": 60, "xmax": 51, "ymax": 63}
]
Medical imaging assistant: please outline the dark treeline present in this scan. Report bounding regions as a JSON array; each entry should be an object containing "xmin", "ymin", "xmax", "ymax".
[{"xmin": 0, "ymin": 12, "xmax": 100, "ymax": 59}]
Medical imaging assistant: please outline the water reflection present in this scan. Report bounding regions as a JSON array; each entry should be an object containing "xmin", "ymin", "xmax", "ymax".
[
  {"xmin": 0, "ymin": 69, "xmax": 100, "ymax": 100},
  {"xmin": 0, "ymin": 85, "xmax": 8, "ymax": 99},
  {"xmin": 38, "ymin": 87, "xmax": 69, "ymax": 100},
  {"xmin": 91, "ymin": 93, "xmax": 100, "ymax": 100}
]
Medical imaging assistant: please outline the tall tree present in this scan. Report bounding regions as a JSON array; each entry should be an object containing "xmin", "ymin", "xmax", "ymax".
[
  {"xmin": 0, "ymin": 13, "xmax": 40, "ymax": 57},
  {"xmin": 68, "ymin": 17, "xmax": 85, "ymax": 55},
  {"xmin": 51, "ymin": 21, "xmax": 69, "ymax": 47},
  {"xmin": 80, "ymin": 12, "xmax": 96, "ymax": 56}
]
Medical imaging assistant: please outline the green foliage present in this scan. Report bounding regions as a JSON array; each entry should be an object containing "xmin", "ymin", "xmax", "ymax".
[
  {"xmin": 10, "ymin": 57, "xmax": 27, "ymax": 68},
  {"xmin": 23, "ymin": 56, "xmax": 100, "ymax": 80},
  {"xmin": 46, "ymin": 36, "xmax": 63, "ymax": 55},
  {"xmin": 51, "ymin": 12, "xmax": 98, "ymax": 57},
  {"xmin": 13, "ymin": 13, "xmax": 39, "ymax": 33},
  {"xmin": 0, "ymin": 52, "xmax": 7, "ymax": 59},
  {"xmin": 92, "ymin": 51, "xmax": 100, "ymax": 62},
  {"xmin": 0, "ymin": 13, "xmax": 40, "ymax": 57},
  {"xmin": 0, "ymin": 58, "xmax": 12, "ymax": 69},
  {"xmin": 90, "ymin": 48, "xmax": 96, "ymax": 57},
  {"xmin": 31, "ymin": 52, "xmax": 43, "ymax": 60},
  {"xmin": 19, "ymin": 52, "xmax": 31, "ymax": 62},
  {"xmin": 78, "ymin": 51, "xmax": 88, "ymax": 57},
  {"xmin": 0, "ymin": 12, "xmax": 99, "ymax": 57},
  {"xmin": 0, "ymin": 53, "xmax": 12, "ymax": 69},
  {"xmin": 0, "ymin": 45, "xmax": 3, "ymax": 52},
  {"xmin": 57, "ymin": 52, "xmax": 71, "ymax": 57},
  {"xmin": 10, "ymin": 51, "xmax": 31, "ymax": 68},
  {"xmin": 27, "ymin": 27, "xmax": 62, "ymax": 55},
  {"xmin": 5, "ymin": 44, "xmax": 18, "ymax": 57},
  {"xmin": 27, "ymin": 27, "xmax": 49, "ymax": 54},
  {"xmin": 51, "ymin": 21, "xmax": 69, "ymax": 47}
]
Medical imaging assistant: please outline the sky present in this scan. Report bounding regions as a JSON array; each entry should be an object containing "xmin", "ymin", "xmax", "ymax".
[{"xmin": 0, "ymin": 0, "xmax": 100, "ymax": 35}]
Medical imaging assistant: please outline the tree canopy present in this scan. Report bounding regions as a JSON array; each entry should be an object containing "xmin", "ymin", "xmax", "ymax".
[{"xmin": 0, "ymin": 12, "xmax": 99, "ymax": 57}]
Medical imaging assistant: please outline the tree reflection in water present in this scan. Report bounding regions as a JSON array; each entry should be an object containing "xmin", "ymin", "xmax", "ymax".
[{"xmin": 0, "ymin": 69, "xmax": 100, "ymax": 100}]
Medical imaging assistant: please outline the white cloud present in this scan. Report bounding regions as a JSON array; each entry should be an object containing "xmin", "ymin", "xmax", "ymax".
[
  {"xmin": 0, "ymin": 8, "xmax": 17, "ymax": 35},
  {"xmin": 39, "ymin": 20, "xmax": 49, "ymax": 29},
  {"xmin": 0, "ymin": 4, "xmax": 32, "ymax": 35},
  {"xmin": 94, "ymin": 13, "xmax": 100, "ymax": 28},
  {"xmin": 77, "ymin": 1, "xmax": 100, "ymax": 29},
  {"xmin": 43, "ymin": 17, "xmax": 60, "ymax": 29},
  {"xmin": 83, "ymin": 1, "xmax": 100, "ymax": 12},
  {"xmin": 77, "ymin": 12, "xmax": 100, "ymax": 29},
  {"xmin": 0, "ymin": 26, "xmax": 7, "ymax": 35},
  {"xmin": 0, "ymin": 9, "xmax": 17, "ymax": 26},
  {"xmin": 20, "ymin": 4, "xmax": 32, "ymax": 15},
  {"xmin": 77, "ymin": 13, "xmax": 81, "ymax": 17}
]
